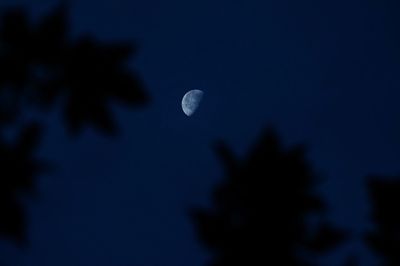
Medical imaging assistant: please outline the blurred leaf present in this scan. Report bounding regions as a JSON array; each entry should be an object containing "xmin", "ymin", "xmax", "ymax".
[{"xmin": 191, "ymin": 127, "xmax": 345, "ymax": 265}]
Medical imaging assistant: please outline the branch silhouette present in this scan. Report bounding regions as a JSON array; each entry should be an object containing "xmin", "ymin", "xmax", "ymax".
[
  {"xmin": 366, "ymin": 177, "xmax": 400, "ymax": 266},
  {"xmin": 0, "ymin": 123, "xmax": 46, "ymax": 245},
  {"xmin": 0, "ymin": 4, "xmax": 148, "ymax": 244},
  {"xmin": 190, "ymin": 127, "xmax": 346, "ymax": 265}
]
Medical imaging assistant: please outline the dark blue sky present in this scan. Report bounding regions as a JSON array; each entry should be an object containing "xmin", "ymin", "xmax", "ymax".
[{"xmin": 0, "ymin": 0, "xmax": 400, "ymax": 265}]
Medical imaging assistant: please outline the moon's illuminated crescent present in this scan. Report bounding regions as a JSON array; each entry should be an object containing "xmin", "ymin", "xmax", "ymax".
[{"xmin": 181, "ymin": 89, "xmax": 204, "ymax": 116}]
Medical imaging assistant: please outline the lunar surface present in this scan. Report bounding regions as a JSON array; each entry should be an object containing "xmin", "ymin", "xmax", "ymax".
[{"xmin": 182, "ymin": 89, "xmax": 204, "ymax": 116}]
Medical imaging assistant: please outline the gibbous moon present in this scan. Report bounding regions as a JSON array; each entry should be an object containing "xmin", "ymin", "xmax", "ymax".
[{"xmin": 182, "ymin": 89, "xmax": 204, "ymax": 116}]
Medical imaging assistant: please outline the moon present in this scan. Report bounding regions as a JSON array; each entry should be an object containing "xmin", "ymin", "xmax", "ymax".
[{"xmin": 182, "ymin": 89, "xmax": 204, "ymax": 116}]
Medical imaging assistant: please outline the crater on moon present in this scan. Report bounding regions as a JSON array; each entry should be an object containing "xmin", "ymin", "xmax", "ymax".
[{"xmin": 182, "ymin": 89, "xmax": 204, "ymax": 116}]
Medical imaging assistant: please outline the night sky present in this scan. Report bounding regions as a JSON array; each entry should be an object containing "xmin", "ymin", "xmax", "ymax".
[{"xmin": 1, "ymin": 0, "xmax": 400, "ymax": 265}]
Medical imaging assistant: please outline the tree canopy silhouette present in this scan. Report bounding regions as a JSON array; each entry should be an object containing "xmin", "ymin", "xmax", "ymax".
[
  {"xmin": 366, "ymin": 177, "xmax": 400, "ymax": 266},
  {"xmin": 0, "ymin": 4, "xmax": 148, "ymax": 245},
  {"xmin": 0, "ymin": 5, "xmax": 148, "ymax": 135},
  {"xmin": 190, "ymin": 128, "xmax": 346, "ymax": 265}
]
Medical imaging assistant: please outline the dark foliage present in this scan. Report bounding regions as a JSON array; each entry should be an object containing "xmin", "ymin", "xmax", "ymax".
[
  {"xmin": 190, "ymin": 128, "xmax": 346, "ymax": 265},
  {"xmin": 0, "ymin": 5, "xmax": 148, "ymax": 136},
  {"xmin": 366, "ymin": 177, "xmax": 400, "ymax": 266},
  {"xmin": 0, "ymin": 123, "xmax": 50, "ymax": 246},
  {"xmin": 0, "ymin": 4, "xmax": 148, "ymax": 244}
]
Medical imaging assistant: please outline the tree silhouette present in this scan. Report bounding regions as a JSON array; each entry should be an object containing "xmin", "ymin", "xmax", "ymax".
[
  {"xmin": 365, "ymin": 177, "xmax": 400, "ymax": 266},
  {"xmin": 0, "ymin": 4, "xmax": 148, "ymax": 245},
  {"xmin": 0, "ymin": 123, "xmax": 47, "ymax": 245},
  {"xmin": 190, "ymin": 128, "xmax": 346, "ymax": 265}
]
